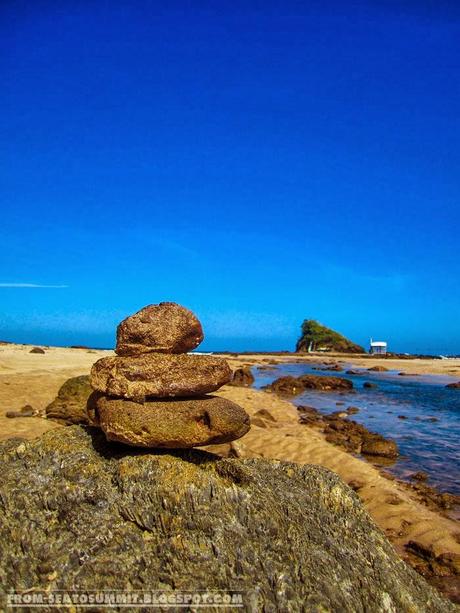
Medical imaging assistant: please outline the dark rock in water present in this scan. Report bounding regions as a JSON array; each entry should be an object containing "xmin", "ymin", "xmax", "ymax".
[
  {"xmin": 361, "ymin": 437, "xmax": 399, "ymax": 459},
  {"xmin": 29, "ymin": 347, "xmax": 45, "ymax": 354},
  {"xmin": 398, "ymin": 415, "xmax": 408, "ymax": 420},
  {"xmin": 229, "ymin": 366, "xmax": 255, "ymax": 387},
  {"xmin": 87, "ymin": 393, "xmax": 250, "ymax": 448},
  {"xmin": 368, "ymin": 366, "xmax": 389, "ymax": 372},
  {"xmin": 363, "ymin": 382, "xmax": 378, "ymax": 389},
  {"xmin": 116, "ymin": 302, "xmax": 204, "ymax": 356},
  {"xmin": 411, "ymin": 471, "xmax": 428, "ymax": 482},
  {"xmin": 346, "ymin": 406, "xmax": 360, "ymax": 415},
  {"xmin": 346, "ymin": 369, "xmax": 363, "ymax": 375},
  {"xmin": 0, "ymin": 427, "xmax": 452, "ymax": 612},
  {"xmin": 322, "ymin": 364, "xmax": 343, "ymax": 372},
  {"xmin": 46, "ymin": 375, "xmax": 92, "ymax": 424},
  {"xmin": 446, "ymin": 382, "xmax": 460, "ymax": 389},
  {"xmin": 267, "ymin": 374, "xmax": 353, "ymax": 396}
]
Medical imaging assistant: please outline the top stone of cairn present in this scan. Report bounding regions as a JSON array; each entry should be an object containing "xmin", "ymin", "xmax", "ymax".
[{"xmin": 116, "ymin": 302, "xmax": 204, "ymax": 356}]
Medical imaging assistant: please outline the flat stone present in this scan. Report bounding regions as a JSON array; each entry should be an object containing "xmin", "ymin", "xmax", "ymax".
[
  {"xmin": 87, "ymin": 394, "xmax": 250, "ymax": 448},
  {"xmin": 90, "ymin": 354, "xmax": 232, "ymax": 400},
  {"xmin": 116, "ymin": 302, "xmax": 204, "ymax": 356}
]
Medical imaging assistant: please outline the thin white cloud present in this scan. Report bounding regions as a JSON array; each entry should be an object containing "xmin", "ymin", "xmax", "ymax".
[{"xmin": 0, "ymin": 283, "xmax": 68, "ymax": 288}]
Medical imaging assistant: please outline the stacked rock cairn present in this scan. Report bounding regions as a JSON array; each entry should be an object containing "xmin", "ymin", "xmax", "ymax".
[{"xmin": 88, "ymin": 302, "xmax": 250, "ymax": 448}]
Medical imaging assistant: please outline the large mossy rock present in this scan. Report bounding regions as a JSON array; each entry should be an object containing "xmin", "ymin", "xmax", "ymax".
[
  {"xmin": 0, "ymin": 427, "xmax": 453, "ymax": 612},
  {"xmin": 45, "ymin": 375, "xmax": 92, "ymax": 424}
]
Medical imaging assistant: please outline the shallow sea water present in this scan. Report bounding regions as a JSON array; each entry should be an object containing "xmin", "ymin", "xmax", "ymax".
[{"xmin": 253, "ymin": 362, "xmax": 460, "ymax": 495}]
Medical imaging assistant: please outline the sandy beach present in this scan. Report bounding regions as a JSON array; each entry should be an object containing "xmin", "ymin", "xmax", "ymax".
[{"xmin": 0, "ymin": 342, "xmax": 459, "ymax": 600}]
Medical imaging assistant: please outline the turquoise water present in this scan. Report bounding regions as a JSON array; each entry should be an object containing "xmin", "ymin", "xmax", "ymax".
[{"xmin": 254, "ymin": 363, "xmax": 460, "ymax": 495}]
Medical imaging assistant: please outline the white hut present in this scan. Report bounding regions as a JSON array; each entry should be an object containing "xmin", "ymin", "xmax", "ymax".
[{"xmin": 369, "ymin": 339, "xmax": 387, "ymax": 355}]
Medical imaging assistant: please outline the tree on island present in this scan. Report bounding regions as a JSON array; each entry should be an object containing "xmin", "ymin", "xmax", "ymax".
[{"xmin": 296, "ymin": 319, "xmax": 364, "ymax": 353}]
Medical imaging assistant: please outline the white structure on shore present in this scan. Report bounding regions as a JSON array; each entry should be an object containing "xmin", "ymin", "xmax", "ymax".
[{"xmin": 369, "ymin": 339, "xmax": 387, "ymax": 355}]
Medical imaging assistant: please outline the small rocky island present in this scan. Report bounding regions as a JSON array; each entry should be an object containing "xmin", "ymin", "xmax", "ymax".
[
  {"xmin": 88, "ymin": 302, "xmax": 250, "ymax": 448},
  {"xmin": 296, "ymin": 319, "xmax": 365, "ymax": 353}
]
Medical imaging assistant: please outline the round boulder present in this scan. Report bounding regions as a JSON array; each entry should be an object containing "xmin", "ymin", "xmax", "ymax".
[
  {"xmin": 87, "ymin": 393, "xmax": 250, "ymax": 448},
  {"xmin": 116, "ymin": 302, "xmax": 204, "ymax": 356}
]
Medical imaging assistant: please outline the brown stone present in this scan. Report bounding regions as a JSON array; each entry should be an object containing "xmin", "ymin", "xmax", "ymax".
[
  {"xmin": 361, "ymin": 437, "xmax": 398, "ymax": 459},
  {"xmin": 90, "ymin": 353, "xmax": 232, "ymax": 401},
  {"xmin": 116, "ymin": 302, "xmax": 204, "ymax": 356},
  {"xmin": 229, "ymin": 366, "xmax": 254, "ymax": 387},
  {"xmin": 87, "ymin": 393, "xmax": 250, "ymax": 448},
  {"xmin": 267, "ymin": 374, "xmax": 353, "ymax": 396}
]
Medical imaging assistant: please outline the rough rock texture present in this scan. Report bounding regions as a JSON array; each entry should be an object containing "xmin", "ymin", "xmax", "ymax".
[
  {"xmin": 267, "ymin": 374, "xmax": 353, "ymax": 396},
  {"xmin": 361, "ymin": 438, "xmax": 399, "ymax": 459},
  {"xmin": 87, "ymin": 393, "xmax": 250, "ymax": 448},
  {"xmin": 368, "ymin": 366, "xmax": 389, "ymax": 372},
  {"xmin": 0, "ymin": 427, "xmax": 453, "ymax": 612},
  {"xmin": 230, "ymin": 366, "xmax": 255, "ymax": 387},
  {"xmin": 91, "ymin": 354, "xmax": 232, "ymax": 401},
  {"xmin": 299, "ymin": 407, "xmax": 400, "ymax": 459},
  {"xmin": 116, "ymin": 302, "xmax": 204, "ymax": 356},
  {"xmin": 46, "ymin": 375, "xmax": 92, "ymax": 424}
]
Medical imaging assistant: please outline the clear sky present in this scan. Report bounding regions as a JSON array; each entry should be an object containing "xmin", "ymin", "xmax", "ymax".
[{"xmin": 1, "ymin": 1, "xmax": 459, "ymax": 353}]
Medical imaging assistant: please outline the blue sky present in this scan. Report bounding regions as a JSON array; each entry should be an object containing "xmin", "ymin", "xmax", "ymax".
[{"xmin": 1, "ymin": 1, "xmax": 459, "ymax": 353}]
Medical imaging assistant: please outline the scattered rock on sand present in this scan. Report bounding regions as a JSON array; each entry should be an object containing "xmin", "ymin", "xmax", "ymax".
[
  {"xmin": 46, "ymin": 375, "xmax": 92, "ymax": 424},
  {"xmin": 6, "ymin": 405, "xmax": 37, "ymax": 418},
  {"xmin": 229, "ymin": 366, "xmax": 254, "ymax": 387},
  {"xmin": 0, "ymin": 426, "xmax": 452, "ymax": 612},
  {"xmin": 29, "ymin": 347, "xmax": 45, "ymax": 354},
  {"xmin": 405, "ymin": 541, "xmax": 460, "ymax": 602},
  {"xmin": 253, "ymin": 408, "xmax": 277, "ymax": 422},
  {"xmin": 116, "ymin": 302, "xmax": 204, "ymax": 356}
]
